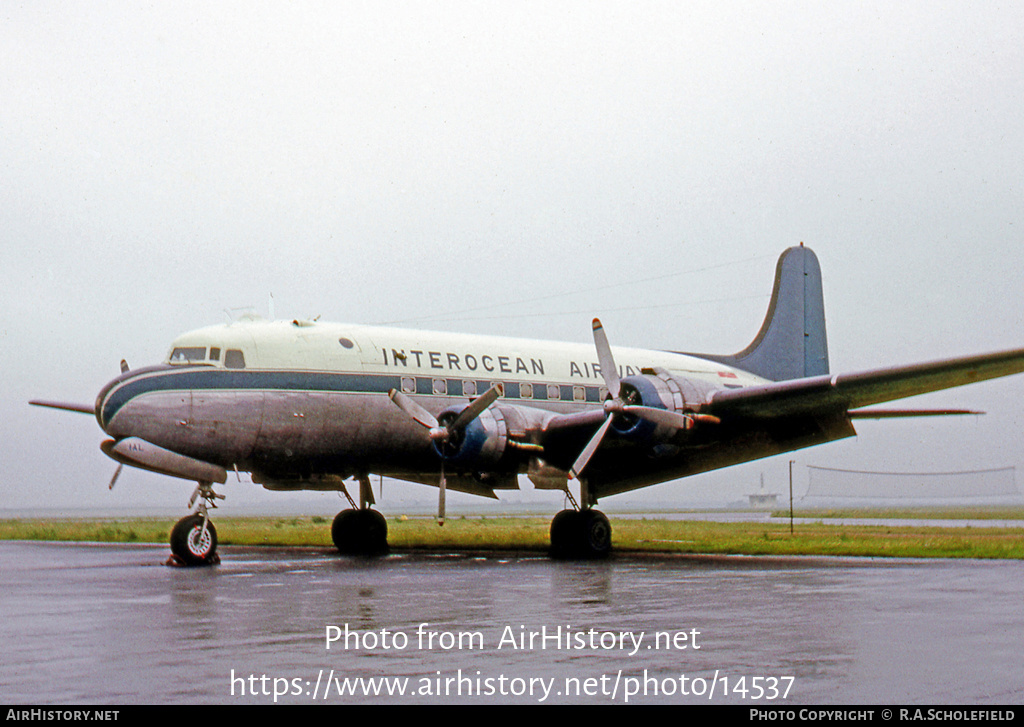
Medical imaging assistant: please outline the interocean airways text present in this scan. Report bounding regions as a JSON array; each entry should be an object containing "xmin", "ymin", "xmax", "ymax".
[{"xmin": 380, "ymin": 347, "xmax": 643, "ymax": 379}]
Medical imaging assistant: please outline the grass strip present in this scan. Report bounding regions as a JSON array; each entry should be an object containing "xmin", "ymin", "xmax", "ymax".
[{"xmin": 1, "ymin": 515, "xmax": 1022, "ymax": 559}]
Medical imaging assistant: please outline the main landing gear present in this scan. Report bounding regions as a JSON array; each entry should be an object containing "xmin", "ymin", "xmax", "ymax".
[
  {"xmin": 168, "ymin": 481, "xmax": 223, "ymax": 566},
  {"xmin": 331, "ymin": 474, "xmax": 389, "ymax": 555},
  {"xmin": 549, "ymin": 484, "xmax": 611, "ymax": 559},
  {"xmin": 550, "ymin": 509, "xmax": 612, "ymax": 559}
]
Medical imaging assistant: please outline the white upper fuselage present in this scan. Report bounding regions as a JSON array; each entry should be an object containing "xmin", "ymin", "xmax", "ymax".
[{"xmin": 163, "ymin": 315, "xmax": 765, "ymax": 394}]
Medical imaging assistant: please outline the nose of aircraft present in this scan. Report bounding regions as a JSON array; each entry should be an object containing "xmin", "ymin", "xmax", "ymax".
[
  {"xmin": 94, "ymin": 375, "xmax": 118, "ymax": 432},
  {"xmin": 93, "ymin": 365, "xmax": 145, "ymax": 434}
]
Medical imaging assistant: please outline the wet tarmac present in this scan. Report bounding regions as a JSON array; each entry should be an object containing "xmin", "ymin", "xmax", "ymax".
[{"xmin": 2, "ymin": 541, "xmax": 1023, "ymax": 705}]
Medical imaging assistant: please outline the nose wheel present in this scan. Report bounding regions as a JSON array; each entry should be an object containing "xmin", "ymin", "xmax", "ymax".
[{"xmin": 168, "ymin": 482, "xmax": 223, "ymax": 566}]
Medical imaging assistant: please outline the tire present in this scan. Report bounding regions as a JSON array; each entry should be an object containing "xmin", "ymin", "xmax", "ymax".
[
  {"xmin": 360, "ymin": 509, "xmax": 389, "ymax": 555},
  {"xmin": 332, "ymin": 510, "xmax": 359, "ymax": 553},
  {"xmin": 550, "ymin": 509, "xmax": 611, "ymax": 559},
  {"xmin": 549, "ymin": 509, "xmax": 583, "ymax": 559},
  {"xmin": 580, "ymin": 510, "xmax": 612, "ymax": 558},
  {"xmin": 333, "ymin": 509, "xmax": 388, "ymax": 555},
  {"xmin": 170, "ymin": 514, "xmax": 218, "ymax": 566}
]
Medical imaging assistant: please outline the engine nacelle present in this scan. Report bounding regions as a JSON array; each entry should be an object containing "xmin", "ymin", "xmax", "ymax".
[
  {"xmin": 432, "ymin": 404, "xmax": 509, "ymax": 469},
  {"xmin": 610, "ymin": 370, "xmax": 691, "ymax": 443}
]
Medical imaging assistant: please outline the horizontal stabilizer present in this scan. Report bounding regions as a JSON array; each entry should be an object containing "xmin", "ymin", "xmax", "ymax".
[
  {"xmin": 709, "ymin": 347, "xmax": 1024, "ymax": 419},
  {"xmin": 848, "ymin": 408, "xmax": 983, "ymax": 418}
]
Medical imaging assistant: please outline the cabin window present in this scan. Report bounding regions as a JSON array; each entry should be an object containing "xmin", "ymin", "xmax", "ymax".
[
  {"xmin": 224, "ymin": 349, "xmax": 246, "ymax": 369},
  {"xmin": 463, "ymin": 380, "xmax": 477, "ymax": 397},
  {"xmin": 432, "ymin": 378, "xmax": 447, "ymax": 395},
  {"xmin": 401, "ymin": 377, "xmax": 416, "ymax": 394},
  {"xmin": 210, "ymin": 347, "xmax": 221, "ymax": 361},
  {"xmin": 170, "ymin": 347, "xmax": 206, "ymax": 363},
  {"xmin": 547, "ymin": 384, "xmax": 560, "ymax": 400},
  {"xmin": 573, "ymin": 386, "xmax": 586, "ymax": 402}
]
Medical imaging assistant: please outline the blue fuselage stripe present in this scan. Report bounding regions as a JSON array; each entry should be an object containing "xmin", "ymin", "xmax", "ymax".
[
  {"xmin": 102, "ymin": 369, "xmax": 402, "ymax": 425},
  {"xmin": 100, "ymin": 367, "xmax": 604, "ymax": 426}
]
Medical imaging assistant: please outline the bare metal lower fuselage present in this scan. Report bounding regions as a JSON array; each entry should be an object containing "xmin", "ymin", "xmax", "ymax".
[{"xmin": 95, "ymin": 358, "xmax": 855, "ymax": 501}]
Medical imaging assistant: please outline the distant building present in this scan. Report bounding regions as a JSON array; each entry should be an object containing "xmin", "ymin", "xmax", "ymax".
[
  {"xmin": 747, "ymin": 491, "xmax": 778, "ymax": 508},
  {"xmin": 747, "ymin": 477, "xmax": 779, "ymax": 509}
]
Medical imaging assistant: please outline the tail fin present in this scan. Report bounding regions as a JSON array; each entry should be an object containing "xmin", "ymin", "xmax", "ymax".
[{"xmin": 695, "ymin": 244, "xmax": 829, "ymax": 381}]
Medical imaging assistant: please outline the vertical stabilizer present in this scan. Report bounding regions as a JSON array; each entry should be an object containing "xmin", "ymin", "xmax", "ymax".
[{"xmin": 693, "ymin": 245, "xmax": 829, "ymax": 381}]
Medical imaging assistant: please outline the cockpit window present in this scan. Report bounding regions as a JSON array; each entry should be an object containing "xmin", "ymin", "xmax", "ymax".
[
  {"xmin": 169, "ymin": 347, "xmax": 207, "ymax": 363},
  {"xmin": 224, "ymin": 349, "xmax": 246, "ymax": 369}
]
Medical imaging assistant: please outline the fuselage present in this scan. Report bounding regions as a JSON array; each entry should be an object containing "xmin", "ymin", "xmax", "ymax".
[{"xmin": 95, "ymin": 315, "xmax": 767, "ymax": 493}]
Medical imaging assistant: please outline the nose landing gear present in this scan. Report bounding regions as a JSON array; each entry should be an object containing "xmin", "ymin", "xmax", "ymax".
[{"xmin": 168, "ymin": 482, "xmax": 223, "ymax": 566}]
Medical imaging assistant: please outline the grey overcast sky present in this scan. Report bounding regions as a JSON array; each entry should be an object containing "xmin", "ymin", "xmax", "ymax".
[{"xmin": 4, "ymin": 1, "xmax": 1024, "ymax": 512}]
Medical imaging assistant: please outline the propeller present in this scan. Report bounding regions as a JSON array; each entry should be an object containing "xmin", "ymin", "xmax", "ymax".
[
  {"xmin": 570, "ymin": 319, "xmax": 695, "ymax": 480},
  {"xmin": 388, "ymin": 384, "xmax": 503, "ymax": 525}
]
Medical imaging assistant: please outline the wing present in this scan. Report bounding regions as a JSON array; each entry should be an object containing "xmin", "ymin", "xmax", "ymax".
[{"xmin": 532, "ymin": 346, "xmax": 1024, "ymax": 499}]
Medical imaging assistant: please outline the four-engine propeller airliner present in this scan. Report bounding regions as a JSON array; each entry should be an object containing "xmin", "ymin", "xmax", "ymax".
[{"xmin": 31, "ymin": 245, "xmax": 1024, "ymax": 564}]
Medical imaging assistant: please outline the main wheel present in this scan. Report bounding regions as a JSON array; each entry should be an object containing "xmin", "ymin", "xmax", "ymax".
[
  {"xmin": 332, "ymin": 509, "xmax": 389, "ymax": 555},
  {"xmin": 549, "ymin": 509, "xmax": 611, "ymax": 559},
  {"xmin": 359, "ymin": 509, "xmax": 388, "ymax": 555},
  {"xmin": 170, "ymin": 514, "xmax": 218, "ymax": 566},
  {"xmin": 580, "ymin": 509, "xmax": 612, "ymax": 558},
  {"xmin": 550, "ymin": 509, "xmax": 583, "ymax": 559}
]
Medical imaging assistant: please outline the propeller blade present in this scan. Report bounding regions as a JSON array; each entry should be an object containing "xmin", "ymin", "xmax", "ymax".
[
  {"xmin": 437, "ymin": 460, "xmax": 446, "ymax": 526},
  {"xmin": 450, "ymin": 383, "xmax": 502, "ymax": 431},
  {"xmin": 621, "ymin": 405, "xmax": 694, "ymax": 429},
  {"xmin": 108, "ymin": 463, "xmax": 123, "ymax": 490},
  {"xmin": 388, "ymin": 389, "xmax": 439, "ymax": 429},
  {"xmin": 592, "ymin": 318, "xmax": 620, "ymax": 399},
  {"xmin": 29, "ymin": 400, "xmax": 95, "ymax": 415},
  {"xmin": 570, "ymin": 416, "xmax": 614, "ymax": 480}
]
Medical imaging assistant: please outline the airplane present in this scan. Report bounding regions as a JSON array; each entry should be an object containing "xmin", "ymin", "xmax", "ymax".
[{"xmin": 30, "ymin": 244, "xmax": 1024, "ymax": 565}]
